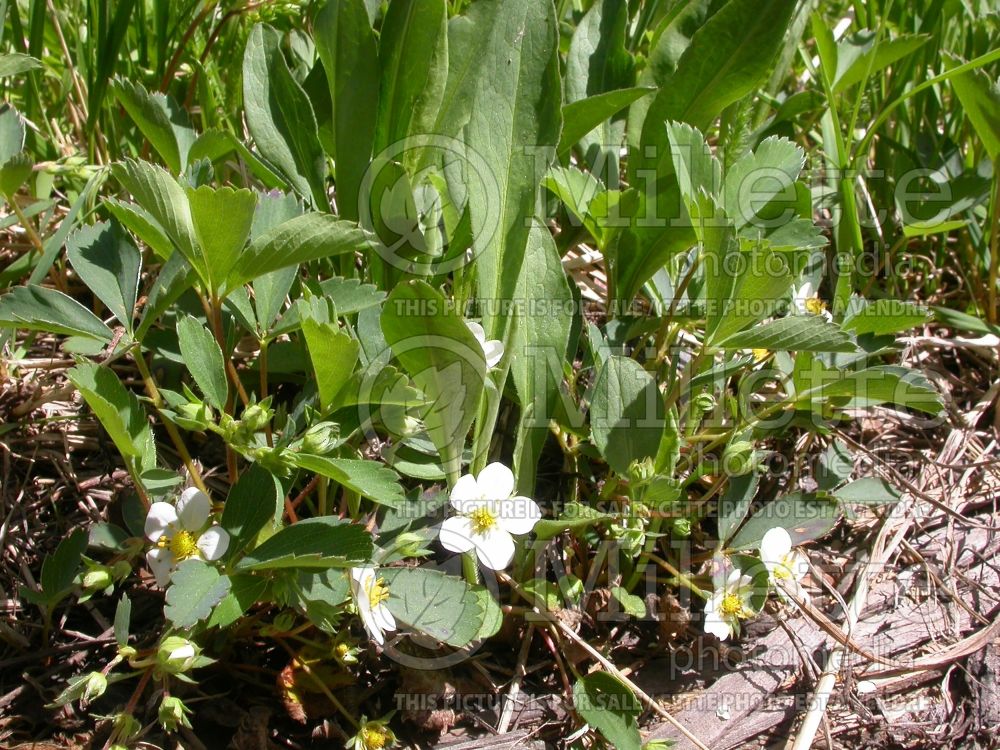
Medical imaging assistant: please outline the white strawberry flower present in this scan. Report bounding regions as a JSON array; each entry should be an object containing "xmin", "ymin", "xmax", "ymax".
[
  {"xmin": 703, "ymin": 564, "xmax": 755, "ymax": 641},
  {"xmin": 760, "ymin": 527, "xmax": 810, "ymax": 604},
  {"xmin": 465, "ymin": 320, "xmax": 504, "ymax": 368},
  {"xmin": 144, "ymin": 488, "xmax": 230, "ymax": 587},
  {"xmin": 350, "ymin": 566, "xmax": 396, "ymax": 646},
  {"xmin": 439, "ymin": 462, "xmax": 541, "ymax": 570},
  {"xmin": 791, "ymin": 281, "xmax": 833, "ymax": 321}
]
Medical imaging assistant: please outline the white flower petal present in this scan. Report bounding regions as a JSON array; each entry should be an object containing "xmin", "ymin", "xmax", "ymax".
[
  {"xmin": 359, "ymin": 606, "xmax": 385, "ymax": 645},
  {"xmin": 498, "ymin": 495, "xmax": 542, "ymax": 535},
  {"xmin": 439, "ymin": 516, "xmax": 476, "ymax": 553},
  {"xmin": 703, "ymin": 608, "xmax": 733, "ymax": 640},
  {"xmin": 373, "ymin": 604, "xmax": 396, "ymax": 634},
  {"xmin": 145, "ymin": 502, "xmax": 178, "ymax": 541},
  {"xmin": 471, "ymin": 526, "xmax": 515, "ymax": 570},
  {"xmin": 450, "ymin": 473, "xmax": 483, "ymax": 511},
  {"xmin": 464, "ymin": 320, "xmax": 486, "ymax": 343},
  {"xmin": 176, "ymin": 488, "xmax": 211, "ymax": 530},
  {"xmin": 169, "ymin": 644, "xmax": 195, "ymax": 661},
  {"xmin": 760, "ymin": 527, "xmax": 792, "ymax": 566},
  {"xmin": 477, "ymin": 462, "xmax": 515, "ymax": 501},
  {"xmin": 482, "ymin": 339, "xmax": 504, "ymax": 368},
  {"xmin": 146, "ymin": 548, "xmax": 175, "ymax": 587},
  {"xmin": 197, "ymin": 526, "xmax": 230, "ymax": 561},
  {"xmin": 351, "ymin": 566, "xmax": 375, "ymax": 587}
]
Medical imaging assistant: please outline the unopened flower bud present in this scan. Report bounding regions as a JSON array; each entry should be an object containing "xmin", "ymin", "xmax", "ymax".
[
  {"xmin": 156, "ymin": 636, "xmax": 199, "ymax": 675},
  {"xmin": 722, "ymin": 441, "xmax": 756, "ymax": 477},
  {"xmin": 81, "ymin": 672, "xmax": 107, "ymax": 705},
  {"xmin": 692, "ymin": 392, "xmax": 716, "ymax": 413},
  {"xmin": 301, "ymin": 422, "xmax": 340, "ymax": 454},
  {"xmin": 158, "ymin": 695, "xmax": 192, "ymax": 731},
  {"xmin": 112, "ymin": 713, "xmax": 141, "ymax": 741},
  {"xmin": 82, "ymin": 567, "xmax": 114, "ymax": 592},
  {"xmin": 240, "ymin": 403, "xmax": 272, "ymax": 433},
  {"xmin": 628, "ymin": 457, "xmax": 655, "ymax": 485}
]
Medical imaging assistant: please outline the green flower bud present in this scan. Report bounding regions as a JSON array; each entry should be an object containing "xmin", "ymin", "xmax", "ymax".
[
  {"xmin": 158, "ymin": 695, "xmax": 192, "ymax": 731},
  {"xmin": 301, "ymin": 422, "xmax": 340, "ymax": 454},
  {"xmin": 692, "ymin": 391, "xmax": 716, "ymax": 413},
  {"xmin": 722, "ymin": 441, "xmax": 756, "ymax": 477},
  {"xmin": 81, "ymin": 672, "xmax": 107, "ymax": 705},
  {"xmin": 82, "ymin": 567, "xmax": 114, "ymax": 592},
  {"xmin": 628, "ymin": 457, "xmax": 656, "ymax": 485},
  {"xmin": 672, "ymin": 517, "xmax": 692, "ymax": 537},
  {"xmin": 112, "ymin": 713, "xmax": 141, "ymax": 741},
  {"xmin": 156, "ymin": 636, "xmax": 199, "ymax": 675},
  {"xmin": 118, "ymin": 645, "xmax": 137, "ymax": 660},
  {"xmin": 240, "ymin": 403, "xmax": 273, "ymax": 433},
  {"xmin": 177, "ymin": 401, "xmax": 213, "ymax": 424}
]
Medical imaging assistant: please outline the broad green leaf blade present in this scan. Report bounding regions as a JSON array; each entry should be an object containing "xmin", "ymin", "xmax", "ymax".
[
  {"xmin": 723, "ymin": 136, "xmax": 805, "ymax": 229},
  {"xmin": 221, "ymin": 464, "xmax": 283, "ymax": 560},
  {"xmin": 300, "ymin": 318, "xmax": 359, "ymax": 411},
  {"xmin": 290, "ymin": 455, "xmax": 406, "ymax": 508},
  {"xmin": 40, "ymin": 529, "xmax": 88, "ymax": 600},
  {"xmin": 832, "ymin": 33, "xmax": 931, "ymax": 94},
  {"xmin": 243, "ymin": 23, "xmax": 327, "ymax": 208},
  {"xmin": 635, "ymin": 0, "xmax": 796, "ymax": 175},
  {"xmin": 729, "ymin": 492, "xmax": 840, "ymax": 550},
  {"xmin": 382, "ymin": 567, "xmax": 484, "ymax": 647},
  {"xmin": 380, "ymin": 280, "xmax": 486, "ymax": 483},
  {"xmin": 842, "ymin": 299, "xmax": 929, "ymax": 337},
  {"xmin": 559, "ymin": 87, "xmax": 654, "ymax": 159},
  {"xmin": 112, "ymin": 160, "xmax": 201, "ymax": 276},
  {"xmin": 666, "ymin": 121, "xmax": 721, "ymax": 209},
  {"xmin": 135, "ymin": 251, "xmax": 197, "ymax": 341},
  {"xmin": 104, "ymin": 198, "xmax": 174, "ymax": 261},
  {"xmin": 717, "ymin": 472, "xmax": 759, "ymax": 546},
  {"xmin": 465, "ymin": 0, "xmax": 562, "ymax": 340},
  {"xmin": 207, "ymin": 575, "xmax": 269, "ymax": 630},
  {"xmin": 176, "ymin": 315, "xmax": 228, "ymax": 409},
  {"xmin": 374, "ymin": 0, "xmax": 448, "ymax": 170},
  {"xmin": 314, "ymin": 0, "xmax": 379, "ymax": 220},
  {"xmin": 833, "ymin": 477, "xmax": 901, "ymax": 506},
  {"xmin": 164, "ymin": 559, "xmax": 232, "ymax": 628},
  {"xmin": 0, "ymin": 53, "xmax": 42, "ymax": 77},
  {"xmin": 67, "ymin": 363, "xmax": 156, "ymax": 469},
  {"xmin": 0, "ymin": 285, "xmax": 113, "ymax": 341},
  {"xmin": 65, "ymin": 221, "xmax": 141, "ymax": 331},
  {"xmin": 510, "ymin": 220, "xmax": 574, "ymax": 495},
  {"xmin": 186, "ymin": 185, "xmax": 257, "ymax": 291},
  {"xmin": 542, "ymin": 165, "xmax": 606, "ymax": 244},
  {"xmin": 236, "ymin": 518, "xmax": 373, "ymax": 571},
  {"xmin": 945, "ymin": 53, "xmax": 1000, "ymax": 160},
  {"xmin": 718, "ymin": 316, "xmax": 857, "ymax": 353},
  {"xmin": 815, "ymin": 439, "xmax": 853, "ymax": 491},
  {"xmin": 590, "ymin": 356, "xmax": 664, "ymax": 476},
  {"xmin": 564, "ymin": 0, "xmax": 634, "ymax": 170},
  {"xmin": 111, "ymin": 79, "xmax": 194, "ymax": 174},
  {"xmin": 225, "ymin": 213, "xmax": 371, "ymax": 294},
  {"xmin": 317, "ymin": 276, "xmax": 387, "ymax": 315},
  {"xmin": 572, "ymin": 672, "xmax": 642, "ymax": 750},
  {"xmin": 0, "ymin": 103, "xmax": 25, "ymax": 165},
  {"xmin": 709, "ymin": 247, "xmax": 796, "ymax": 345}
]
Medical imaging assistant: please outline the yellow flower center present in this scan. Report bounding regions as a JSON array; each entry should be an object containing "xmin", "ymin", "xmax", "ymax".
[
  {"xmin": 360, "ymin": 725, "xmax": 388, "ymax": 750},
  {"xmin": 752, "ymin": 348, "xmax": 770, "ymax": 362},
  {"xmin": 804, "ymin": 297, "xmax": 827, "ymax": 316},
  {"xmin": 720, "ymin": 593, "xmax": 744, "ymax": 617},
  {"xmin": 163, "ymin": 531, "xmax": 198, "ymax": 560},
  {"xmin": 366, "ymin": 578, "xmax": 390, "ymax": 609},
  {"xmin": 469, "ymin": 506, "xmax": 498, "ymax": 535},
  {"xmin": 335, "ymin": 643, "xmax": 349, "ymax": 657},
  {"xmin": 774, "ymin": 553, "xmax": 797, "ymax": 581}
]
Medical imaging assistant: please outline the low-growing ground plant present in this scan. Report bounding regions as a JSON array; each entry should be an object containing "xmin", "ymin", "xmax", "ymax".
[{"xmin": 0, "ymin": 0, "xmax": 997, "ymax": 748}]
